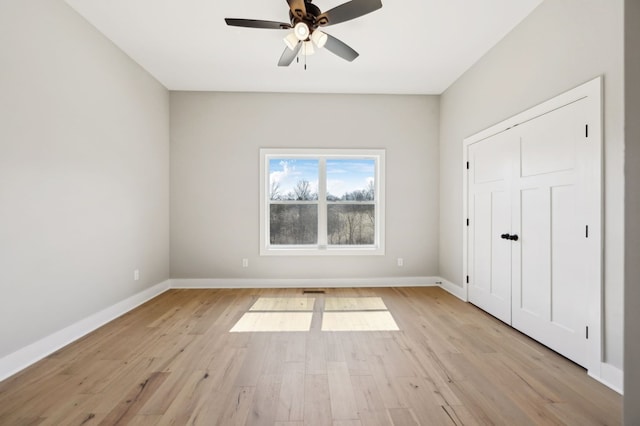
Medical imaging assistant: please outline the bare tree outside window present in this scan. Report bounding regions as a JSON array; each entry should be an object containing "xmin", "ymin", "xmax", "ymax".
[
  {"xmin": 270, "ymin": 179, "xmax": 319, "ymax": 244},
  {"xmin": 270, "ymin": 181, "xmax": 282, "ymax": 200},
  {"xmin": 268, "ymin": 159, "xmax": 319, "ymax": 245},
  {"xmin": 270, "ymin": 204, "xmax": 317, "ymax": 244},
  {"xmin": 326, "ymin": 159, "xmax": 376, "ymax": 246}
]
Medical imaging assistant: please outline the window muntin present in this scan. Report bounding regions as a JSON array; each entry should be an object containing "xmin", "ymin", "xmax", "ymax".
[{"xmin": 260, "ymin": 149, "xmax": 385, "ymax": 255}]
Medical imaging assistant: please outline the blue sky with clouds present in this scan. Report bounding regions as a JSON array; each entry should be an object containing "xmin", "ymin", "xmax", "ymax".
[
  {"xmin": 326, "ymin": 159, "xmax": 374, "ymax": 198},
  {"xmin": 269, "ymin": 158, "xmax": 374, "ymax": 199}
]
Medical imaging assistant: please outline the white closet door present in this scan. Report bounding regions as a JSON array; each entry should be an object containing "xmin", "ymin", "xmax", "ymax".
[
  {"xmin": 467, "ymin": 131, "xmax": 514, "ymax": 324},
  {"xmin": 511, "ymin": 99, "xmax": 589, "ymax": 367}
]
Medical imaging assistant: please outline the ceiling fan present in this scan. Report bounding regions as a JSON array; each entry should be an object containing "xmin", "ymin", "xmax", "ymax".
[{"xmin": 225, "ymin": 0, "xmax": 383, "ymax": 67}]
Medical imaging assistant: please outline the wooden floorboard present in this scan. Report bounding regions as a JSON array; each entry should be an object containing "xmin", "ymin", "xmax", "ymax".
[{"xmin": 0, "ymin": 287, "xmax": 621, "ymax": 425}]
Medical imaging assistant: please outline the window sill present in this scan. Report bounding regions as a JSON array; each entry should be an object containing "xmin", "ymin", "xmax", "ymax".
[{"xmin": 260, "ymin": 246, "xmax": 385, "ymax": 256}]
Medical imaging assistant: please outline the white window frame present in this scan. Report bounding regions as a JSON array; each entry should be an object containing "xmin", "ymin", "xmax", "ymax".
[{"xmin": 260, "ymin": 148, "xmax": 385, "ymax": 256}]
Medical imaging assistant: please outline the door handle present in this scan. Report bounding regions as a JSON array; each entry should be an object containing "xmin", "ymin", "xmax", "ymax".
[{"xmin": 500, "ymin": 233, "xmax": 519, "ymax": 241}]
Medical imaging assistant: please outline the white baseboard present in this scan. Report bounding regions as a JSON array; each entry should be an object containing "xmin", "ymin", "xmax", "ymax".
[
  {"xmin": 436, "ymin": 278, "xmax": 467, "ymax": 301},
  {"xmin": 170, "ymin": 276, "xmax": 440, "ymax": 289},
  {"xmin": 589, "ymin": 362, "xmax": 624, "ymax": 394},
  {"xmin": 0, "ymin": 280, "xmax": 171, "ymax": 382}
]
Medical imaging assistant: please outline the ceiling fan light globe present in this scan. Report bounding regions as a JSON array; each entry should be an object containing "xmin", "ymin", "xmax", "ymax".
[
  {"xmin": 311, "ymin": 30, "xmax": 328, "ymax": 48},
  {"xmin": 284, "ymin": 32, "xmax": 299, "ymax": 50},
  {"xmin": 294, "ymin": 22, "xmax": 310, "ymax": 40},
  {"xmin": 302, "ymin": 41, "xmax": 315, "ymax": 56}
]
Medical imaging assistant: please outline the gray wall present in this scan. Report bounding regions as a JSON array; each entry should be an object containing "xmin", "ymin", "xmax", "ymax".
[
  {"xmin": 170, "ymin": 92, "xmax": 439, "ymax": 280},
  {"xmin": 0, "ymin": 0, "xmax": 170, "ymax": 358},
  {"xmin": 624, "ymin": 0, "xmax": 640, "ymax": 422},
  {"xmin": 438, "ymin": 0, "xmax": 624, "ymax": 368}
]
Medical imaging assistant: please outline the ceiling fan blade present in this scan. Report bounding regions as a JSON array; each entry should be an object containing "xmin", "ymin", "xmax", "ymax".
[
  {"xmin": 317, "ymin": 0, "xmax": 382, "ymax": 27},
  {"xmin": 278, "ymin": 42, "xmax": 302, "ymax": 66},
  {"xmin": 287, "ymin": 0, "xmax": 307, "ymax": 20},
  {"xmin": 225, "ymin": 18, "xmax": 291, "ymax": 30},
  {"xmin": 324, "ymin": 33, "xmax": 359, "ymax": 62}
]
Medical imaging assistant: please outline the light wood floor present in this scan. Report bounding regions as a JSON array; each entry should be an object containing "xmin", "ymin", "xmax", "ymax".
[{"xmin": 0, "ymin": 287, "xmax": 621, "ymax": 425}]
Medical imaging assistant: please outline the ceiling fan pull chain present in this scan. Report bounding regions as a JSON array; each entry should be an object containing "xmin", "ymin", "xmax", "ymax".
[{"xmin": 304, "ymin": 43, "xmax": 307, "ymax": 70}]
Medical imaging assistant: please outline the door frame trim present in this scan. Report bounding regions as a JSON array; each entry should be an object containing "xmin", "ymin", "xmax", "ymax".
[{"xmin": 462, "ymin": 76, "xmax": 603, "ymax": 379}]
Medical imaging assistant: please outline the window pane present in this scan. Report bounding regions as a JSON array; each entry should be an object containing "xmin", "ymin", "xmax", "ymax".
[
  {"xmin": 270, "ymin": 204, "xmax": 318, "ymax": 244},
  {"xmin": 269, "ymin": 159, "xmax": 318, "ymax": 200},
  {"xmin": 327, "ymin": 204, "xmax": 375, "ymax": 245},
  {"xmin": 326, "ymin": 159, "xmax": 375, "ymax": 201}
]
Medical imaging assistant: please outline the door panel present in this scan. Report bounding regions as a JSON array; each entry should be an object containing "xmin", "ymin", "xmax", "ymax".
[
  {"xmin": 511, "ymin": 99, "xmax": 588, "ymax": 367},
  {"xmin": 467, "ymin": 132, "xmax": 512, "ymax": 324},
  {"xmin": 472, "ymin": 193, "xmax": 492, "ymax": 293},
  {"xmin": 520, "ymin": 103, "xmax": 578, "ymax": 177},
  {"xmin": 474, "ymin": 136, "xmax": 510, "ymax": 183},
  {"xmin": 490, "ymin": 192, "xmax": 511, "ymax": 302},
  {"xmin": 518, "ymin": 187, "xmax": 549, "ymax": 318},
  {"xmin": 550, "ymin": 184, "xmax": 582, "ymax": 331}
]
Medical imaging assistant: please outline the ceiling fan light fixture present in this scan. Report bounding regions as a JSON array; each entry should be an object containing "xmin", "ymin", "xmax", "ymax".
[
  {"xmin": 294, "ymin": 22, "xmax": 310, "ymax": 41},
  {"xmin": 302, "ymin": 41, "xmax": 315, "ymax": 56},
  {"xmin": 310, "ymin": 30, "xmax": 328, "ymax": 49},
  {"xmin": 284, "ymin": 32, "xmax": 299, "ymax": 50}
]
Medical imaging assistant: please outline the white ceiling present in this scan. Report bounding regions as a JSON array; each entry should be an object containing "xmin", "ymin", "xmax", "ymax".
[{"xmin": 64, "ymin": 0, "xmax": 543, "ymax": 94}]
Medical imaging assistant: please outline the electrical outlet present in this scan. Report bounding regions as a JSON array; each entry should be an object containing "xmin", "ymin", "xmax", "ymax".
[
  {"xmin": 397, "ymin": 258, "xmax": 404, "ymax": 267},
  {"xmin": 242, "ymin": 258, "xmax": 249, "ymax": 268},
  {"xmin": 134, "ymin": 269, "xmax": 140, "ymax": 281}
]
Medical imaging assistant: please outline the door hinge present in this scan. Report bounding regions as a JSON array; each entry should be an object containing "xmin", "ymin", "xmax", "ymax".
[
  {"xmin": 586, "ymin": 326, "xmax": 589, "ymax": 339},
  {"xmin": 585, "ymin": 124, "xmax": 589, "ymax": 138},
  {"xmin": 466, "ymin": 218, "xmax": 470, "ymax": 226},
  {"xmin": 586, "ymin": 225, "xmax": 589, "ymax": 238},
  {"xmin": 466, "ymin": 275, "xmax": 469, "ymax": 284},
  {"xmin": 466, "ymin": 161, "xmax": 470, "ymax": 170}
]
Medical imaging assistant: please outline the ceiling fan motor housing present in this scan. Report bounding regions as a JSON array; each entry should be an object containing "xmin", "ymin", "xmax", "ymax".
[{"xmin": 289, "ymin": 1, "xmax": 327, "ymax": 34}]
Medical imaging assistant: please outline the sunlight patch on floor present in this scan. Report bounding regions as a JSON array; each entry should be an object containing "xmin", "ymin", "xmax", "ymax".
[
  {"xmin": 230, "ymin": 312, "xmax": 313, "ymax": 332},
  {"xmin": 249, "ymin": 297, "xmax": 315, "ymax": 311},
  {"xmin": 324, "ymin": 296, "xmax": 387, "ymax": 311},
  {"xmin": 230, "ymin": 296, "xmax": 400, "ymax": 333},
  {"xmin": 321, "ymin": 311, "xmax": 399, "ymax": 331}
]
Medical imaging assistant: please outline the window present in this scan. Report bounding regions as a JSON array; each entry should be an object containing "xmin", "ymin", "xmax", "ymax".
[{"xmin": 260, "ymin": 149, "xmax": 385, "ymax": 255}]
